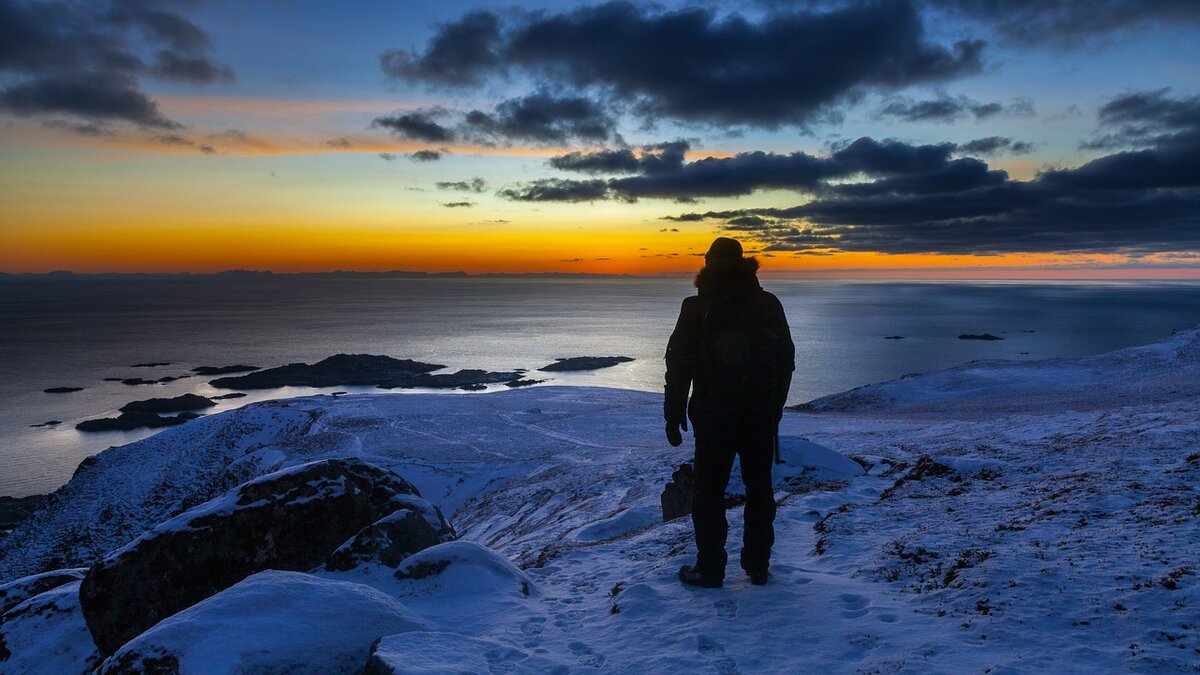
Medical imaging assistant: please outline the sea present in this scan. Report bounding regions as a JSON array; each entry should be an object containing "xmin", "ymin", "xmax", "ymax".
[{"xmin": 4, "ymin": 275, "xmax": 1200, "ymax": 498}]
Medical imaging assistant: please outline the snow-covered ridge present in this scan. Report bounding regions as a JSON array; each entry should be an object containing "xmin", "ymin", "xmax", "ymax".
[
  {"xmin": 802, "ymin": 323, "xmax": 1200, "ymax": 414},
  {"xmin": 2, "ymin": 327, "xmax": 1199, "ymax": 672}
]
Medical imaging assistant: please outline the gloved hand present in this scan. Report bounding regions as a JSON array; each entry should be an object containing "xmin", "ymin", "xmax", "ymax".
[{"xmin": 665, "ymin": 418, "xmax": 687, "ymax": 447}]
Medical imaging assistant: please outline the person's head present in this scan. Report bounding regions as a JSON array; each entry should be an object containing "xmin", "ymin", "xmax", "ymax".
[
  {"xmin": 695, "ymin": 236, "xmax": 759, "ymax": 292},
  {"xmin": 703, "ymin": 237, "xmax": 743, "ymax": 267}
]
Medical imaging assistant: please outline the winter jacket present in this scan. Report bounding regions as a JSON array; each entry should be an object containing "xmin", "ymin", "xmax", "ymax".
[{"xmin": 663, "ymin": 257, "xmax": 795, "ymax": 432}]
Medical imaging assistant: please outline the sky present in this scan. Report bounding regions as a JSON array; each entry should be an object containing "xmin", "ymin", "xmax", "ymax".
[{"xmin": 1, "ymin": 0, "xmax": 1199, "ymax": 276}]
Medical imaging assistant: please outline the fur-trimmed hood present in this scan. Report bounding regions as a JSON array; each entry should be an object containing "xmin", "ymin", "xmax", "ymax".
[{"xmin": 694, "ymin": 256, "xmax": 761, "ymax": 297}]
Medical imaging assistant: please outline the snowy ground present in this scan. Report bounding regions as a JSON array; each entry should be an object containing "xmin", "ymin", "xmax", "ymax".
[{"xmin": 3, "ymin": 328, "xmax": 1199, "ymax": 672}]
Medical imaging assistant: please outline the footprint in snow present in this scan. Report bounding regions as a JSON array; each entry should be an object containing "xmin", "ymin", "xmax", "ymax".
[
  {"xmin": 697, "ymin": 635, "xmax": 725, "ymax": 654},
  {"xmin": 714, "ymin": 597, "xmax": 738, "ymax": 618},
  {"xmin": 567, "ymin": 641, "xmax": 606, "ymax": 668},
  {"xmin": 838, "ymin": 593, "xmax": 871, "ymax": 619}
]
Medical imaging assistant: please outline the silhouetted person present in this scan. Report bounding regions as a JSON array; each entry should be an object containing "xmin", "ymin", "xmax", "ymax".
[{"xmin": 664, "ymin": 237, "xmax": 795, "ymax": 588}]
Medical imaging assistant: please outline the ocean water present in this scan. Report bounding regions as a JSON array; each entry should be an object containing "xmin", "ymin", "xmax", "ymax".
[{"xmin": 4, "ymin": 276, "xmax": 1200, "ymax": 497}]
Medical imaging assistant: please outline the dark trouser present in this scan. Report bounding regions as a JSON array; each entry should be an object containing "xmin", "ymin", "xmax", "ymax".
[{"xmin": 691, "ymin": 425, "xmax": 776, "ymax": 579}]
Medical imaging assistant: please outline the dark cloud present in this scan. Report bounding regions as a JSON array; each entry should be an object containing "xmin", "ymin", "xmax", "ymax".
[
  {"xmin": 380, "ymin": 10, "xmax": 502, "ymax": 87},
  {"xmin": 378, "ymin": 152, "xmax": 397, "ymax": 161},
  {"xmin": 149, "ymin": 49, "xmax": 234, "ymax": 84},
  {"xmin": 926, "ymin": 0, "xmax": 1200, "ymax": 47},
  {"xmin": 437, "ymin": 177, "xmax": 487, "ymax": 192},
  {"xmin": 371, "ymin": 111, "xmax": 455, "ymax": 142},
  {"xmin": 1081, "ymin": 88, "xmax": 1200, "ymax": 150},
  {"xmin": 410, "ymin": 150, "xmax": 441, "ymax": 161},
  {"xmin": 442, "ymin": 201, "xmax": 475, "ymax": 208},
  {"xmin": 156, "ymin": 132, "xmax": 193, "ymax": 146},
  {"xmin": 504, "ymin": 136, "xmax": 983, "ymax": 203},
  {"xmin": 550, "ymin": 140, "xmax": 689, "ymax": 174},
  {"xmin": 325, "ymin": 137, "xmax": 352, "ymax": 149},
  {"xmin": 153, "ymin": 131, "xmax": 216, "ymax": 154},
  {"xmin": 661, "ymin": 92, "xmax": 1200, "ymax": 256},
  {"xmin": 877, "ymin": 95, "xmax": 1034, "ymax": 122},
  {"xmin": 42, "ymin": 118, "xmax": 114, "ymax": 136},
  {"xmin": 373, "ymin": 94, "xmax": 616, "ymax": 146},
  {"xmin": 957, "ymin": 136, "xmax": 1035, "ymax": 156},
  {"xmin": 464, "ymin": 93, "xmax": 617, "ymax": 143},
  {"xmin": 0, "ymin": 0, "xmax": 232, "ymax": 128},
  {"xmin": 385, "ymin": 0, "xmax": 984, "ymax": 129},
  {"xmin": 0, "ymin": 73, "xmax": 177, "ymax": 128},
  {"xmin": 497, "ymin": 178, "xmax": 610, "ymax": 202}
]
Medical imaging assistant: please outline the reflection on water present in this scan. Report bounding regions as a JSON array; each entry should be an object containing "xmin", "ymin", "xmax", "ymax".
[{"xmin": 4, "ymin": 276, "xmax": 1200, "ymax": 496}]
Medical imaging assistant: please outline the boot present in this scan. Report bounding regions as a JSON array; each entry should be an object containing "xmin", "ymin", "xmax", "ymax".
[{"xmin": 678, "ymin": 564, "xmax": 723, "ymax": 588}]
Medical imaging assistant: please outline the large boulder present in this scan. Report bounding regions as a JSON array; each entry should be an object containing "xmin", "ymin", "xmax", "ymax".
[
  {"xmin": 79, "ymin": 459, "xmax": 433, "ymax": 655},
  {"xmin": 325, "ymin": 497, "xmax": 456, "ymax": 572},
  {"xmin": 385, "ymin": 542, "xmax": 540, "ymax": 636},
  {"xmin": 100, "ymin": 571, "xmax": 429, "ymax": 674},
  {"xmin": 0, "ymin": 581, "xmax": 100, "ymax": 674},
  {"xmin": 0, "ymin": 568, "xmax": 87, "ymax": 615}
]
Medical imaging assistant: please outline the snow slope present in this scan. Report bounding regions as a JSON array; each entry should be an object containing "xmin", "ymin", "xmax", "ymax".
[{"xmin": 3, "ymin": 326, "xmax": 1200, "ymax": 672}]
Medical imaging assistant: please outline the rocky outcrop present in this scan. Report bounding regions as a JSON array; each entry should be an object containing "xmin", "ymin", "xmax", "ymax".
[
  {"xmin": 325, "ymin": 497, "xmax": 456, "ymax": 571},
  {"xmin": 190, "ymin": 365, "xmax": 260, "ymax": 375},
  {"xmin": 660, "ymin": 463, "xmax": 696, "ymax": 522},
  {"xmin": 538, "ymin": 356, "xmax": 634, "ymax": 372},
  {"xmin": 79, "ymin": 459, "xmax": 427, "ymax": 655},
  {"xmin": 209, "ymin": 354, "xmax": 445, "ymax": 389},
  {"xmin": 0, "ymin": 581, "xmax": 100, "ymax": 673},
  {"xmin": 75, "ymin": 410, "xmax": 200, "ymax": 432},
  {"xmin": 959, "ymin": 333, "xmax": 1003, "ymax": 340},
  {"xmin": 394, "ymin": 541, "xmax": 535, "ymax": 596},
  {"xmin": 43, "ymin": 386, "xmax": 83, "ymax": 393},
  {"xmin": 505, "ymin": 378, "xmax": 546, "ymax": 388},
  {"xmin": 100, "ymin": 571, "xmax": 428, "ymax": 674},
  {"xmin": 0, "ymin": 568, "xmax": 86, "ymax": 615},
  {"xmin": 119, "ymin": 393, "xmax": 215, "ymax": 414},
  {"xmin": 0, "ymin": 494, "xmax": 49, "ymax": 538}
]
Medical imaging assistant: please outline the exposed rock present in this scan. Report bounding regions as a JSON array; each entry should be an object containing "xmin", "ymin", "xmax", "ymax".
[
  {"xmin": 209, "ymin": 354, "xmax": 445, "ymax": 389},
  {"xmin": 505, "ymin": 378, "xmax": 546, "ymax": 388},
  {"xmin": 880, "ymin": 455, "xmax": 954, "ymax": 499},
  {"xmin": 884, "ymin": 336, "xmax": 905, "ymax": 340},
  {"xmin": 0, "ymin": 495, "xmax": 50, "ymax": 538},
  {"xmin": 660, "ymin": 463, "xmax": 696, "ymax": 522},
  {"xmin": 384, "ymin": 542, "xmax": 539, "ymax": 636},
  {"xmin": 959, "ymin": 333, "xmax": 1003, "ymax": 341},
  {"xmin": 43, "ymin": 387, "xmax": 83, "ymax": 394},
  {"xmin": 117, "ymin": 376, "xmax": 190, "ymax": 386},
  {"xmin": 100, "ymin": 571, "xmax": 428, "ymax": 675},
  {"xmin": 190, "ymin": 365, "xmax": 260, "ymax": 375},
  {"xmin": 118, "ymin": 394, "xmax": 215, "ymax": 414},
  {"xmin": 325, "ymin": 497, "xmax": 456, "ymax": 571},
  {"xmin": 75, "ymin": 411, "xmax": 198, "ymax": 432},
  {"xmin": 538, "ymin": 356, "xmax": 634, "ymax": 372},
  {"xmin": 382, "ymin": 369, "xmax": 523, "ymax": 390},
  {"xmin": 0, "ymin": 581, "xmax": 100, "ymax": 673},
  {"xmin": 130, "ymin": 362, "xmax": 171, "ymax": 368},
  {"xmin": 365, "ymin": 632, "xmax": 557, "ymax": 674},
  {"xmin": 394, "ymin": 541, "xmax": 535, "ymax": 595},
  {"xmin": 209, "ymin": 392, "xmax": 246, "ymax": 400},
  {"xmin": 79, "ymin": 459, "xmax": 424, "ymax": 655},
  {"xmin": 29, "ymin": 420, "xmax": 62, "ymax": 428},
  {"xmin": 459, "ymin": 383, "xmax": 488, "ymax": 391},
  {"xmin": 0, "ymin": 568, "xmax": 86, "ymax": 615}
]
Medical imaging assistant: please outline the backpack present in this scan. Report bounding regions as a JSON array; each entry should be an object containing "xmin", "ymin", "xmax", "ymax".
[{"xmin": 699, "ymin": 290, "xmax": 782, "ymax": 411}]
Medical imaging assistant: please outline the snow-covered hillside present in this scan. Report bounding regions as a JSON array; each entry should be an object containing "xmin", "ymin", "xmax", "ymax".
[{"xmin": 2, "ymin": 326, "xmax": 1199, "ymax": 672}]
